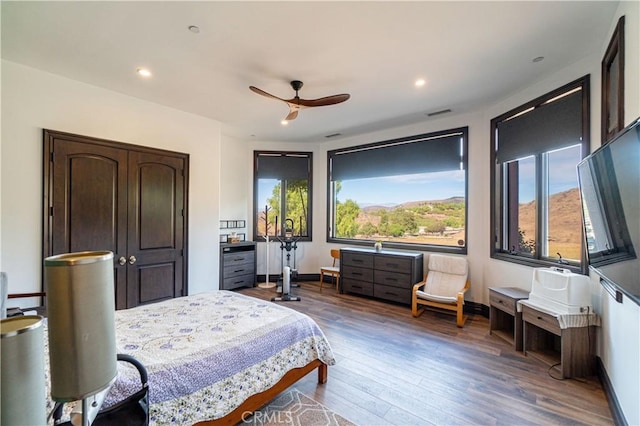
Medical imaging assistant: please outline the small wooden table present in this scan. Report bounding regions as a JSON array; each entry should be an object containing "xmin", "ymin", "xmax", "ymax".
[
  {"xmin": 521, "ymin": 304, "xmax": 595, "ymax": 378},
  {"xmin": 489, "ymin": 287, "xmax": 529, "ymax": 351}
]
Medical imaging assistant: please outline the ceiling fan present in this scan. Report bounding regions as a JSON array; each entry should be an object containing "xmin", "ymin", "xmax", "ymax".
[{"xmin": 249, "ymin": 80, "xmax": 350, "ymax": 122}]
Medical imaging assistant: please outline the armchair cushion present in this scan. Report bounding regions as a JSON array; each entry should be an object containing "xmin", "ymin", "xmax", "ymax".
[{"xmin": 416, "ymin": 254, "xmax": 468, "ymax": 304}]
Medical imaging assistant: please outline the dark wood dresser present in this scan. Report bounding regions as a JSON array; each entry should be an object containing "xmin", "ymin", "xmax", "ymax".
[
  {"xmin": 219, "ymin": 242, "xmax": 256, "ymax": 290},
  {"xmin": 340, "ymin": 247, "xmax": 423, "ymax": 304}
]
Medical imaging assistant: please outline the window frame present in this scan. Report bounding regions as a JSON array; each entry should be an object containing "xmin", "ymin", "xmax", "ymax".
[
  {"xmin": 490, "ymin": 76, "xmax": 590, "ymax": 273},
  {"xmin": 252, "ymin": 150, "xmax": 313, "ymax": 242},
  {"xmin": 327, "ymin": 127, "xmax": 469, "ymax": 254}
]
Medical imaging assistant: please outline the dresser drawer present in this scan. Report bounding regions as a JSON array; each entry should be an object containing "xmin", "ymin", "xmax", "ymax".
[
  {"xmin": 342, "ymin": 278, "xmax": 374, "ymax": 296},
  {"xmin": 374, "ymin": 256, "xmax": 413, "ymax": 273},
  {"xmin": 342, "ymin": 251, "xmax": 374, "ymax": 268},
  {"xmin": 374, "ymin": 284, "xmax": 411, "ymax": 304},
  {"xmin": 489, "ymin": 290, "xmax": 517, "ymax": 314},
  {"xmin": 223, "ymin": 262, "xmax": 255, "ymax": 278},
  {"xmin": 222, "ymin": 273, "xmax": 255, "ymax": 290},
  {"xmin": 374, "ymin": 270, "xmax": 412, "ymax": 289},
  {"xmin": 523, "ymin": 305, "xmax": 561, "ymax": 336},
  {"xmin": 342, "ymin": 265, "xmax": 374, "ymax": 283},
  {"xmin": 223, "ymin": 251, "xmax": 254, "ymax": 266}
]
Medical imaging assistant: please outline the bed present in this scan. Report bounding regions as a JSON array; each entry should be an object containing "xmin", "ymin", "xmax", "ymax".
[{"xmin": 45, "ymin": 290, "xmax": 335, "ymax": 425}]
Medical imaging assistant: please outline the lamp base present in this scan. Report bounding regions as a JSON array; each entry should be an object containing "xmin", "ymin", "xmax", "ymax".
[{"xmin": 258, "ymin": 282, "xmax": 276, "ymax": 289}]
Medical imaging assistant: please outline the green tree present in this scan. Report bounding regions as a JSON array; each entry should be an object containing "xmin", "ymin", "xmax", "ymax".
[
  {"xmin": 336, "ymin": 199, "xmax": 360, "ymax": 238},
  {"xmin": 388, "ymin": 223, "xmax": 404, "ymax": 237},
  {"xmin": 389, "ymin": 209, "xmax": 418, "ymax": 234},
  {"xmin": 360, "ymin": 222, "xmax": 378, "ymax": 237},
  {"xmin": 267, "ymin": 179, "xmax": 309, "ymax": 236},
  {"xmin": 377, "ymin": 210, "xmax": 389, "ymax": 235},
  {"xmin": 518, "ymin": 229, "xmax": 535, "ymax": 254}
]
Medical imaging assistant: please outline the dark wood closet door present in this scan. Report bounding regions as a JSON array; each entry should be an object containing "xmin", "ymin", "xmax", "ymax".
[
  {"xmin": 126, "ymin": 151, "xmax": 185, "ymax": 307},
  {"xmin": 48, "ymin": 137, "xmax": 129, "ymax": 308},
  {"xmin": 44, "ymin": 130, "xmax": 188, "ymax": 310}
]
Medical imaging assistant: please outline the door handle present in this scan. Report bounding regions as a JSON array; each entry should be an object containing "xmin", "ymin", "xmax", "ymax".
[
  {"xmin": 118, "ymin": 256, "xmax": 127, "ymax": 266},
  {"xmin": 129, "ymin": 255, "xmax": 137, "ymax": 265}
]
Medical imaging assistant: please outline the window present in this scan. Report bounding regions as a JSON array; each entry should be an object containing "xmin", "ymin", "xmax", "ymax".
[
  {"xmin": 491, "ymin": 76, "xmax": 590, "ymax": 271},
  {"xmin": 253, "ymin": 151, "xmax": 312, "ymax": 241},
  {"xmin": 327, "ymin": 127, "xmax": 468, "ymax": 253}
]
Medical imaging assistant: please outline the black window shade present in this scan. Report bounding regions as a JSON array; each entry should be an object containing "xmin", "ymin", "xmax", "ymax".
[
  {"xmin": 256, "ymin": 152, "xmax": 310, "ymax": 180},
  {"xmin": 330, "ymin": 131, "xmax": 464, "ymax": 181},
  {"xmin": 496, "ymin": 89, "xmax": 583, "ymax": 163}
]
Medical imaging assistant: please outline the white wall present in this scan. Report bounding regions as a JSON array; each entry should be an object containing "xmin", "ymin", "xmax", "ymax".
[
  {"xmin": 1, "ymin": 61, "xmax": 222, "ymax": 301},
  {"xmin": 219, "ymin": 134, "xmax": 252, "ymax": 248},
  {"xmin": 595, "ymin": 3, "xmax": 640, "ymax": 424}
]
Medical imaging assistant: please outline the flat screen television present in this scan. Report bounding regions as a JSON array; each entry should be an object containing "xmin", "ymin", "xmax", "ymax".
[{"xmin": 577, "ymin": 116, "xmax": 640, "ymax": 305}]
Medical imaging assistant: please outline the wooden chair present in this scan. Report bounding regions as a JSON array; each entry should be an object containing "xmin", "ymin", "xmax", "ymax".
[
  {"xmin": 411, "ymin": 254, "xmax": 470, "ymax": 327},
  {"xmin": 320, "ymin": 249, "xmax": 341, "ymax": 293}
]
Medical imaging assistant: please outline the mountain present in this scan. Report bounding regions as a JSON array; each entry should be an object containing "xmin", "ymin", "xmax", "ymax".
[
  {"xmin": 361, "ymin": 196, "xmax": 465, "ymax": 213},
  {"xmin": 518, "ymin": 187, "xmax": 583, "ymax": 251}
]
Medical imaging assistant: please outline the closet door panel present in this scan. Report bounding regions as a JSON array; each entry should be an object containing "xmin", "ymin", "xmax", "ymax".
[
  {"xmin": 137, "ymin": 263, "xmax": 176, "ymax": 304},
  {"xmin": 48, "ymin": 136, "xmax": 129, "ymax": 309},
  {"xmin": 127, "ymin": 151, "xmax": 185, "ymax": 307}
]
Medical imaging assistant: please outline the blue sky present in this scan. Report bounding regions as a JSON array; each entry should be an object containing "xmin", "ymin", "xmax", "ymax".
[
  {"xmin": 337, "ymin": 170, "xmax": 466, "ymax": 205},
  {"xmin": 517, "ymin": 144, "xmax": 582, "ymax": 202}
]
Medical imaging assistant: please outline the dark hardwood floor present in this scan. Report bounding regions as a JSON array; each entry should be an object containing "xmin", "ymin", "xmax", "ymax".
[{"xmin": 238, "ymin": 282, "xmax": 613, "ymax": 426}]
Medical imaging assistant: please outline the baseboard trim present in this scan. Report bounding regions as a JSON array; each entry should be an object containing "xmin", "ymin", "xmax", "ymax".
[
  {"xmin": 256, "ymin": 273, "xmax": 319, "ymax": 283},
  {"xmin": 466, "ymin": 301, "xmax": 489, "ymax": 318},
  {"xmin": 597, "ymin": 357, "xmax": 627, "ymax": 425}
]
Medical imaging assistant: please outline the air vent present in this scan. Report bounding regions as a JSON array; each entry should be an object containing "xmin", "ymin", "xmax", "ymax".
[
  {"xmin": 325, "ymin": 133, "xmax": 342, "ymax": 138},
  {"xmin": 426, "ymin": 109, "xmax": 452, "ymax": 117}
]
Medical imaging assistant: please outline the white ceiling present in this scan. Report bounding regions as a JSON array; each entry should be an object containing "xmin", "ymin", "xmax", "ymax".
[{"xmin": 1, "ymin": 1, "xmax": 619, "ymax": 143}]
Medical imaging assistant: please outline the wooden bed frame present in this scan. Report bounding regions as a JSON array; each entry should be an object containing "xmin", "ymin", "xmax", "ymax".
[{"xmin": 196, "ymin": 360, "xmax": 328, "ymax": 425}]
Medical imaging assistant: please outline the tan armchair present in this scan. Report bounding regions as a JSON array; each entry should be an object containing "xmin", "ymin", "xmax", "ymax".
[{"xmin": 411, "ymin": 254, "xmax": 470, "ymax": 327}]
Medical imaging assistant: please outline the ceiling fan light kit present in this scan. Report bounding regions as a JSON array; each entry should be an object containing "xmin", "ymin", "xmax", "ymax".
[{"xmin": 249, "ymin": 80, "xmax": 350, "ymax": 122}]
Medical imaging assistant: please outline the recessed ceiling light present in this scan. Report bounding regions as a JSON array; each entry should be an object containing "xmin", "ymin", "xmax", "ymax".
[
  {"xmin": 281, "ymin": 120, "xmax": 289, "ymax": 126},
  {"xmin": 532, "ymin": 56, "xmax": 544, "ymax": 63},
  {"xmin": 188, "ymin": 25, "xmax": 200, "ymax": 34},
  {"xmin": 415, "ymin": 79, "xmax": 426, "ymax": 87},
  {"xmin": 136, "ymin": 68, "xmax": 152, "ymax": 77}
]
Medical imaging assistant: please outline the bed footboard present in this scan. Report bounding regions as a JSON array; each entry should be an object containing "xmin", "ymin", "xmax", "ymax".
[{"xmin": 196, "ymin": 359, "xmax": 328, "ymax": 426}]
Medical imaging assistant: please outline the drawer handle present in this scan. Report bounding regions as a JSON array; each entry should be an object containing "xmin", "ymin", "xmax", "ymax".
[
  {"xmin": 498, "ymin": 300, "xmax": 504, "ymax": 304},
  {"xmin": 353, "ymin": 259, "xmax": 363, "ymax": 263},
  {"xmin": 386, "ymin": 263, "xmax": 399, "ymax": 268},
  {"xmin": 353, "ymin": 285, "xmax": 362, "ymax": 289},
  {"xmin": 352, "ymin": 272, "xmax": 363, "ymax": 276},
  {"xmin": 234, "ymin": 280, "xmax": 245, "ymax": 284},
  {"xmin": 233, "ymin": 257, "xmax": 244, "ymax": 261},
  {"xmin": 385, "ymin": 292, "xmax": 398, "ymax": 296},
  {"xmin": 234, "ymin": 269, "xmax": 245, "ymax": 273},
  {"xmin": 537, "ymin": 316, "xmax": 543, "ymax": 320},
  {"xmin": 385, "ymin": 277, "xmax": 398, "ymax": 282}
]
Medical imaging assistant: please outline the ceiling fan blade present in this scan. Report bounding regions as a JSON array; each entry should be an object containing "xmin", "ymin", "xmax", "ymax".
[
  {"xmin": 295, "ymin": 94, "xmax": 350, "ymax": 108},
  {"xmin": 249, "ymin": 86, "xmax": 287, "ymax": 102},
  {"xmin": 284, "ymin": 109, "xmax": 299, "ymax": 121}
]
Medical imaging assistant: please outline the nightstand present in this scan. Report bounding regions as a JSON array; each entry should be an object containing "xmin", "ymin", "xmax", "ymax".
[
  {"xmin": 521, "ymin": 304, "xmax": 596, "ymax": 378},
  {"xmin": 489, "ymin": 287, "xmax": 529, "ymax": 351}
]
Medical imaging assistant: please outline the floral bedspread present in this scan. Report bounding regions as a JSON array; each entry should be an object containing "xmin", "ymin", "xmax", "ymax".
[{"xmin": 45, "ymin": 291, "xmax": 335, "ymax": 425}]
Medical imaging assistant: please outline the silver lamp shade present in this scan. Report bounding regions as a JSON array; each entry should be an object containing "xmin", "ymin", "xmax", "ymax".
[
  {"xmin": 44, "ymin": 251, "xmax": 117, "ymax": 401},
  {"xmin": 1, "ymin": 315, "xmax": 47, "ymax": 426}
]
